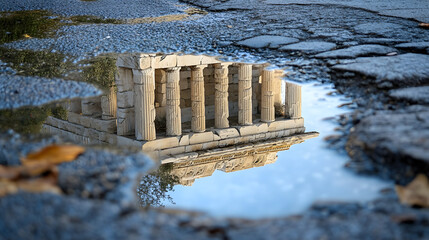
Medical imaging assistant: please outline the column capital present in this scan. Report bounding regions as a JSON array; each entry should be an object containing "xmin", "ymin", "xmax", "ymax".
[
  {"xmin": 191, "ymin": 64, "xmax": 208, "ymax": 70},
  {"xmin": 165, "ymin": 66, "xmax": 181, "ymax": 72},
  {"xmin": 214, "ymin": 62, "xmax": 232, "ymax": 69}
]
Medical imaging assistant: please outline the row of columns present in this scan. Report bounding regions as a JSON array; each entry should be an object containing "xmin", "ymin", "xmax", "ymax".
[{"xmin": 118, "ymin": 64, "xmax": 301, "ymax": 141}]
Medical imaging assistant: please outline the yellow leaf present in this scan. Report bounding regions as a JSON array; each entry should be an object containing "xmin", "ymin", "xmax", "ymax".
[
  {"xmin": 396, "ymin": 174, "xmax": 429, "ymax": 208},
  {"xmin": 21, "ymin": 144, "xmax": 85, "ymax": 166},
  {"xmin": 22, "ymin": 34, "xmax": 31, "ymax": 38}
]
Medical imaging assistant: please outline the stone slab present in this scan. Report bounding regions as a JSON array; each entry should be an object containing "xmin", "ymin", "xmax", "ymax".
[
  {"xmin": 315, "ymin": 45, "xmax": 397, "ymax": 59},
  {"xmin": 142, "ymin": 136, "xmax": 180, "ymax": 151},
  {"xmin": 332, "ymin": 53, "xmax": 429, "ymax": 87},
  {"xmin": 188, "ymin": 132, "xmax": 215, "ymax": 145},
  {"xmin": 214, "ymin": 128, "xmax": 240, "ymax": 139},
  {"xmin": 117, "ymin": 91, "xmax": 134, "ymax": 108},
  {"xmin": 395, "ymin": 42, "xmax": 429, "ymax": 52},
  {"xmin": 236, "ymin": 123, "xmax": 268, "ymax": 136},
  {"xmin": 236, "ymin": 35, "xmax": 299, "ymax": 49},
  {"xmin": 279, "ymin": 41, "xmax": 336, "ymax": 53}
]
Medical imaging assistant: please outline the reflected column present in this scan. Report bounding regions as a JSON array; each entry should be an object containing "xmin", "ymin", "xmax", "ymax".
[
  {"xmin": 285, "ymin": 82, "xmax": 302, "ymax": 119},
  {"xmin": 238, "ymin": 64, "xmax": 252, "ymax": 125},
  {"xmin": 166, "ymin": 67, "xmax": 182, "ymax": 136},
  {"xmin": 261, "ymin": 69, "xmax": 275, "ymax": 122},
  {"xmin": 191, "ymin": 65, "xmax": 207, "ymax": 132},
  {"xmin": 133, "ymin": 68, "xmax": 156, "ymax": 140},
  {"xmin": 214, "ymin": 63, "xmax": 230, "ymax": 129}
]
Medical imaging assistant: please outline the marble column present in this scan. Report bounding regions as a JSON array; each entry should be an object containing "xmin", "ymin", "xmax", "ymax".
[
  {"xmin": 133, "ymin": 68, "xmax": 156, "ymax": 141},
  {"xmin": 166, "ymin": 67, "xmax": 182, "ymax": 136},
  {"xmin": 261, "ymin": 69, "xmax": 275, "ymax": 122},
  {"xmin": 285, "ymin": 82, "xmax": 302, "ymax": 119},
  {"xmin": 238, "ymin": 64, "xmax": 252, "ymax": 125},
  {"xmin": 116, "ymin": 67, "xmax": 135, "ymax": 136},
  {"xmin": 191, "ymin": 65, "xmax": 207, "ymax": 133},
  {"xmin": 214, "ymin": 63, "xmax": 230, "ymax": 129}
]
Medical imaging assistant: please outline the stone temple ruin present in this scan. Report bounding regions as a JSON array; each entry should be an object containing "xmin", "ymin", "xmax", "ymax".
[{"xmin": 42, "ymin": 53, "xmax": 318, "ymax": 166}]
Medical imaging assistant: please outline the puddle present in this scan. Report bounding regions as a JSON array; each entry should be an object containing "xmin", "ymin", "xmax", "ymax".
[
  {"xmin": 1, "ymin": 52, "xmax": 391, "ymax": 219},
  {"xmin": 161, "ymin": 82, "xmax": 391, "ymax": 219}
]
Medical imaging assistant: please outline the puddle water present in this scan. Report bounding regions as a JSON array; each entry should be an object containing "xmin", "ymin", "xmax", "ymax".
[
  {"xmin": 2, "ymin": 52, "xmax": 391, "ymax": 219},
  {"xmin": 161, "ymin": 82, "xmax": 391, "ymax": 219}
]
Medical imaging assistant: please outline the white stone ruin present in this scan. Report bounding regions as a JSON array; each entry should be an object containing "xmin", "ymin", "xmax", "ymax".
[{"xmin": 42, "ymin": 53, "xmax": 316, "ymax": 161}]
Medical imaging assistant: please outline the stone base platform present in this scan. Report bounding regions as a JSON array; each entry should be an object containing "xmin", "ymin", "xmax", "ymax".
[{"xmin": 42, "ymin": 115, "xmax": 308, "ymax": 160}]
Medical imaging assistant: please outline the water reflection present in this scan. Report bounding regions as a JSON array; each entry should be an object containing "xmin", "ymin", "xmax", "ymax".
[{"xmin": 36, "ymin": 53, "xmax": 390, "ymax": 217}]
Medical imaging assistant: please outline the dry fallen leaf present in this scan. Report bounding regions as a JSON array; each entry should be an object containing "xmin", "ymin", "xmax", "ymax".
[
  {"xmin": 396, "ymin": 174, "xmax": 429, "ymax": 208},
  {"xmin": 0, "ymin": 144, "xmax": 83, "ymax": 197},
  {"xmin": 21, "ymin": 144, "xmax": 85, "ymax": 166},
  {"xmin": 419, "ymin": 23, "xmax": 429, "ymax": 29}
]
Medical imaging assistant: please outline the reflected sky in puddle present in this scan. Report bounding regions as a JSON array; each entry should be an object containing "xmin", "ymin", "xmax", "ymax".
[{"xmin": 163, "ymin": 82, "xmax": 391, "ymax": 218}]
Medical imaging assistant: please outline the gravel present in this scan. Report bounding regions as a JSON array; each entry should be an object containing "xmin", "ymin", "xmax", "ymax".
[
  {"xmin": 0, "ymin": 0, "xmax": 184, "ymax": 19},
  {"xmin": 0, "ymin": 73, "xmax": 102, "ymax": 109}
]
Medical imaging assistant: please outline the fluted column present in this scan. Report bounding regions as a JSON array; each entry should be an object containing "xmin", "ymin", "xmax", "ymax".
[
  {"xmin": 191, "ymin": 65, "xmax": 207, "ymax": 132},
  {"xmin": 238, "ymin": 64, "xmax": 252, "ymax": 125},
  {"xmin": 261, "ymin": 69, "xmax": 275, "ymax": 122},
  {"xmin": 133, "ymin": 68, "xmax": 156, "ymax": 140},
  {"xmin": 285, "ymin": 82, "xmax": 302, "ymax": 119},
  {"xmin": 166, "ymin": 67, "xmax": 182, "ymax": 136},
  {"xmin": 214, "ymin": 63, "xmax": 230, "ymax": 129}
]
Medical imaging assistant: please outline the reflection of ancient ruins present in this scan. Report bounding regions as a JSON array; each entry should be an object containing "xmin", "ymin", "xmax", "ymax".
[
  {"xmin": 166, "ymin": 132, "xmax": 318, "ymax": 186},
  {"xmin": 42, "ymin": 53, "xmax": 316, "ymax": 160}
]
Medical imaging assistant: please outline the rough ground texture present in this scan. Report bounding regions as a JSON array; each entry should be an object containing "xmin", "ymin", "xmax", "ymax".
[
  {"xmin": 1, "ymin": 190, "xmax": 428, "ymax": 240},
  {"xmin": 0, "ymin": 0, "xmax": 184, "ymax": 19},
  {"xmin": 0, "ymin": 74, "xmax": 101, "ymax": 109}
]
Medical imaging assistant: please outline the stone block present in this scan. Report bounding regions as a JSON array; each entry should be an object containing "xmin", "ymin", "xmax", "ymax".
[
  {"xmin": 177, "ymin": 55, "xmax": 202, "ymax": 67},
  {"xmin": 179, "ymin": 135, "xmax": 190, "ymax": 146},
  {"xmin": 63, "ymin": 121, "xmax": 85, "ymax": 134},
  {"xmin": 159, "ymin": 146, "xmax": 186, "ymax": 157},
  {"xmin": 117, "ymin": 108, "xmax": 135, "ymax": 136},
  {"xmin": 117, "ymin": 91, "xmax": 134, "ymax": 108},
  {"xmin": 83, "ymin": 128, "xmax": 101, "ymax": 140},
  {"xmin": 116, "ymin": 67, "xmax": 134, "ymax": 92},
  {"xmin": 116, "ymin": 53, "xmax": 153, "ymax": 70},
  {"xmin": 214, "ymin": 128, "xmax": 240, "ymax": 139},
  {"xmin": 90, "ymin": 119, "xmax": 117, "ymax": 133},
  {"xmin": 213, "ymin": 134, "xmax": 221, "ymax": 141},
  {"xmin": 218, "ymin": 138, "xmax": 236, "ymax": 147},
  {"xmin": 154, "ymin": 54, "xmax": 177, "ymax": 68},
  {"xmin": 185, "ymin": 144, "xmax": 203, "ymax": 152},
  {"xmin": 117, "ymin": 136, "xmax": 143, "ymax": 148},
  {"xmin": 236, "ymin": 123, "xmax": 268, "ymax": 136},
  {"xmin": 81, "ymin": 97, "xmax": 102, "ymax": 117},
  {"xmin": 200, "ymin": 56, "xmax": 221, "ymax": 65},
  {"xmin": 77, "ymin": 115, "xmax": 90, "ymax": 128},
  {"xmin": 142, "ymin": 136, "xmax": 180, "ymax": 151},
  {"xmin": 188, "ymin": 132, "xmax": 214, "ymax": 145},
  {"xmin": 66, "ymin": 112, "xmax": 81, "ymax": 125},
  {"xmin": 202, "ymin": 141, "xmax": 219, "ymax": 150},
  {"xmin": 267, "ymin": 118, "xmax": 304, "ymax": 131}
]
